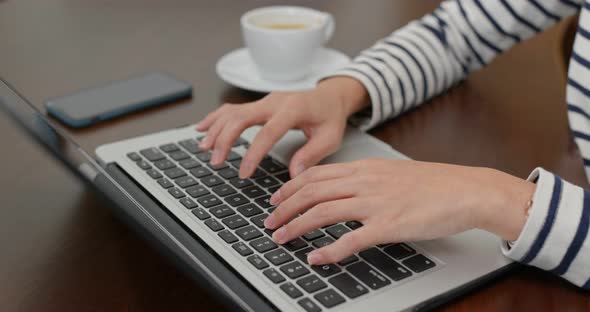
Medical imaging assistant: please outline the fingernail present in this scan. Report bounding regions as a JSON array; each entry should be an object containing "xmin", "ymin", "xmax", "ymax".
[
  {"xmin": 211, "ymin": 150, "xmax": 221, "ymax": 164},
  {"xmin": 293, "ymin": 164, "xmax": 306, "ymax": 177},
  {"xmin": 239, "ymin": 160, "xmax": 253, "ymax": 179},
  {"xmin": 195, "ymin": 121, "xmax": 204, "ymax": 130},
  {"xmin": 307, "ymin": 251, "xmax": 324, "ymax": 265},
  {"xmin": 269, "ymin": 189, "xmax": 281, "ymax": 205},
  {"xmin": 272, "ymin": 227, "xmax": 287, "ymax": 244},
  {"xmin": 264, "ymin": 214, "xmax": 276, "ymax": 229}
]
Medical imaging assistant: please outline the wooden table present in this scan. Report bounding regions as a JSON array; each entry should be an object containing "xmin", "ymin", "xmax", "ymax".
[{"xmin": 1, "ymin": 0, "xmax": 588, "ymax": 311}]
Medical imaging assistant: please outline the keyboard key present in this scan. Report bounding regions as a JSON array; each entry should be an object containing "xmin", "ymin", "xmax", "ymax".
[
  {"xmin": 232, "ymin": 242, "xmax": 253, "ymax": 256},
  {"xmin": 190, "ymin": 167, "xmax": 212, "ymax": 178},
  {"xmin": 179, "ymin": 197, "xmax": 198, "ymax": 209},
  {"xmin": 402, "ymin": 254, "xmax": 436, "ymax": 273},
  {"xmin": 346, "ymin": 262, "xmax": 391, "ymax": 290},
  {"xmin": 140, "ymin": 147, "xmax": 165, "ymax": 161},
  {"xmin": 263, "ymin": 268, "xmax": 286, "ymax": 284},
  {"xmin": 303, "ymin": 230, "xmax": 325, "ymax": 241},
  {"xmin": 212, "ymin": 184, "xmax": 237, "ymax": 197},
  {"xmin": 146, "ymin": 169, "xmax": 162, "ymax": 179},
  {"xmin": 157, "ymin": 178, "xmax": 174, "ymax": 189},
  {"xmin": 298, "ymin": 298, "xmax": 321, "ymax": 312},
  {"xmin": 191, "ymin": 208, "xmax": 211, "ymax": 220},
  {"xmin": 283, "ymin": 237, "xmax": 307, "ymax": 252},
  {"xmin": 222, "ymin": 214, "xmax": 249, "ymax": 229},
  {"xmin": 218, "ymin": 230, "xmax": 238, "ymax": 244},
  {"xmin": 127, "ymin": 152, "xmax": 141, "ymax": 161},
  {"xmin": 195, "ymin": 151, "xmax": 212, "ymax": 162},
  {"xmin": 297, "ymin": 274, "xmax": 327, "ymax": 294},
  {"xmin": 168, "ymin": 187, "xmax": 185, "ymax": 199},
  {"xmin": 325, "ymin": 224, "xmax": 350, "ymax": 239},
  {"xmin": 164, "ymin": 167, "xmax": 186, "ymax": 179},
  {"xmin": 210, "ymin": 205, "xmax": 235, "ymax": 219},
  {"xmin": 250, "ymin": 213, "xmax": 268, "ymax": 228},
  {"xmin": 224, "ymin": 194, "xmax": 249, "ymax": 207},
  {"xmin": 159, "ymin": 143, "xmax": 180, "ymax": 153},
  {"xmin": 264, "ymin": 228, "xmax": 275, "ymax": 237},
  {"xmin": 328, "ymin": 273, "xmax": 368, "ymax": 299},
  {"xmin": 204, "ymin": 219, "xmax": 224, "ymax": 231},
  {"xmin": 280, "ymin": 282, "xmax": 303, "ymax": 299},
  {"xmin": 247, "ymin": 254, "xmax": 269, "ymax": 270},
  {"xmin": 235, "ymin": 225, "xmax": 263, "ymax": 241},
  {"xmin": 237, "ymin": 204, "xmax": 263, "ymax": 217},
  {"xmin": 312, "ymin": 237, "xmax": 334, "ymax": 248},
  {"xmin": 359, "ymin": 248, "xmax": 412, "ymax": 281},
  {"xmin": 254, "ymin": 195, "xmax": 272, "ymax": 208},
  {"xmin": 259, "ymin": 158, "xmax": 287, "ymax": 174},
  {"xmin": 219, "ymin": 167, "xmax": 238, "ymax": 179},
  {"xmin": 207, "ymin": 162, "xmax": 229, "ymax": 170},
  {"xmin": 268, "ymin": 186, "xmax": 280, "ymax": 194},
  {"xmin": 179, "ymin": 139, "xmax": 201, "ymax": 154},
  {"xmin": 275, "ymin": 172, "xmax": 291, "ymax": 183},
  {"xmin": 384, "ymin": 243, "xmax": 416, "ymax": 260},
  {"xmin": 264, "ymin": 248, "xmax": 294, "ymax": 266},
  {"xmin": 202, "ymin": 175, "xmax": 224, "ymax": 187},
  {"xmin": 280, "ymin": 261, "xmax": 310, "ymax": 279},
  {"xmin": 250, "ymin": 237, "xmax": 277, "ymax": 253},
  {"xmin": 251, "ymin": 168, "xmax": 265, "ymax": 178},
  {"xmin": 314, "ymin": 289, "xmax": 345, "ymax": 308},
  {"xmin": 170, "ymin": 150, "xmax": 190, "ymax": 161},
  {"xmin": 186, "ymin": 185, "xmax": 210, "ymax": 198},
  {"xmin": 338, "ymin": 255, "xmax": 359, "ymax": 266},
  {"xmin": 174, "ymin": 176, "xmax": 198, "ymax": 188},
  {"xmin": 312, "ymin": 264, "xmax": 341, "ymax": 278},
  {"xmin": 197, "ymin": 194, "xmax": 222, "ymax": 208},
  {"xmin": 345, "ymin": 221, "xmax": 363, "ymax": 230},
  {"xmin": 295, "ymin": 247, "xmax": 314, "ymax": 264},
  {"xmin": 137, "ymin": 160, "xmax": 152, "ymax": 170},
  {"xmin": 229, "ymin": 177, "xmax": 253, "ymax": 189},
  {"xmin": 154, "ymin": 159, "xmax": 176, "ymax": 170},
  {"xmin": 242, "ymin": 185, "xmax": 266, "ymax": 198},
  {"xmin": 179, "ymin": 158, "xmax": 201, "ymax": 169},
  {"xmin": 229, "ymin": 159, "xmax": 242, "ymax": 169},
  {"xmin": 255, "ymin": 176, "xmax": 280, "ymax": 188},
  {"xmin": 226, "ymin": 151, "xmax": 242, "ymax": 161}
]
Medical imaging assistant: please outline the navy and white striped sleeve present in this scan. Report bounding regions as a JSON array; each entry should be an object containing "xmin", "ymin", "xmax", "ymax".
[
  {"xmin": 327, "ymin": 0, "xmax": 580, "ymax": 130},
  {"xmin": 502, "ymin": 168, "xmax": 590, "ymax": 290}
]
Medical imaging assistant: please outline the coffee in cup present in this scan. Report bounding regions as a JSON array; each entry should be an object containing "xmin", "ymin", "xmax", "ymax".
[{"xmin": 241, "ymin": 6, "xmax": 334, "ymax": 82}]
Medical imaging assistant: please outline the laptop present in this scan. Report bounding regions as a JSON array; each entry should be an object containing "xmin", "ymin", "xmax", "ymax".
[{"xmin": 0, "ymin": 78, "xmax": 515, "ymax": 312}]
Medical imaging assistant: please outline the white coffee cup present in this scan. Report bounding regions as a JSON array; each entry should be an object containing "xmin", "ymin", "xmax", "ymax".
[{"xmin": 241, "ymin": 6, "xmax": 334, "ymax": 82}]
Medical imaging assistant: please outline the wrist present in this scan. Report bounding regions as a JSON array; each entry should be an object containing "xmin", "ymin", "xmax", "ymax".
[
  {"xmin": 475, "ymin": 168, "xmax": 536, "ymax": 241},
  {"xmin": 316, "ymin": 76, "xmax": 369, "ymax": 117}
]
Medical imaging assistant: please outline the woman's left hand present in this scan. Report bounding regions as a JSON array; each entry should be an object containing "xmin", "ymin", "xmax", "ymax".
[{"xmin": 264, "ymin": 159, "xmax": 535, "ymax": 265}]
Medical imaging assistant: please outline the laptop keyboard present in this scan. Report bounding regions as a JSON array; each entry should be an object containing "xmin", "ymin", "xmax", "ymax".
[{"xmin": 126, "ymin": 137, "xmax": 438, "ymax": 311}]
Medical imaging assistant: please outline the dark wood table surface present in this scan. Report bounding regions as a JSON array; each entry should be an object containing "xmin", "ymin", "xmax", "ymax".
[{"xmin": 1, "ymin": 0, "xmax": 589, "ymax": 311}]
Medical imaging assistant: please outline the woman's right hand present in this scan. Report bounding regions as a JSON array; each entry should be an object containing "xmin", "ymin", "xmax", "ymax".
[{"xmin": 196, "ymin": 77, "xmax": 369, "ymax": 179}]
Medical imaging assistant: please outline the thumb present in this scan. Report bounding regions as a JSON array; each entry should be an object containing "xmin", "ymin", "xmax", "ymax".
[{"xmin": 289, "ymin": 126, "xmax": 343, "ymax": 177}]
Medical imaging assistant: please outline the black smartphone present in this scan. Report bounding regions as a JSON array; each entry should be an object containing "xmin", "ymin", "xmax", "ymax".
[{"xmin": 45, "ymin": 73, "xmax": 192, "ymax": 128}]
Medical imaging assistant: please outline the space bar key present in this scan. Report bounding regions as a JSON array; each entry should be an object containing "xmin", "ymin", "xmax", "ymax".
[{"xmin": 359, "ymin": 248, "xmax": 412, "ymax": 281}]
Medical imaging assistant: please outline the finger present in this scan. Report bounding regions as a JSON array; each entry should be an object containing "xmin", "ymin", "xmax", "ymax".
[
  {"xmin": 270, "ymin": 163, "xmax": 355, "ymax": 206},
  {"xmin": 265, "ymin": 177, "xmax": 357, "ymax": 230},
  {"xmin": 199, "ymin": 115, "xmax": 228, "ymax": 151},
  {"xmin": 239, "ymin": 113, "xmax": 295, "ymax": 178},
  {"xmin": 289, "ymin": 125, "xmax": 344, "ymax": 177},
  {"xmin": 271, "ymin": 198, "xmax": 367, "ymax": 244},
  {"xmin": 307, "ymin": 225, "xmax": 383, "ymax": 265},
  {"xmin": 210, "ymin": 109, "xmax": 268, "ymax": 166},
  {"xmin": 196, "ymin": 106, "xmax": 225, "ymax": 131}
]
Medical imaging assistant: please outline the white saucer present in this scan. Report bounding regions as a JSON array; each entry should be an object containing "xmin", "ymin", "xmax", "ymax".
[{"xmin": 216, "ymin": 48, "xmax": 351, "ymax": 93}]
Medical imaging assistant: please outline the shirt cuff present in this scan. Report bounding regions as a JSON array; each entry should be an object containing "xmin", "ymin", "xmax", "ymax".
[{"xmin": 501, "ymin": 167, "xmax": 590, "ymax": 288}]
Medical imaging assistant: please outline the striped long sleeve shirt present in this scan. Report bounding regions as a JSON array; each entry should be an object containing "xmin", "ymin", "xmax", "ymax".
[{"xmin": 333, "ymin": 0, "xmax": 590, "ymax": 289}]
